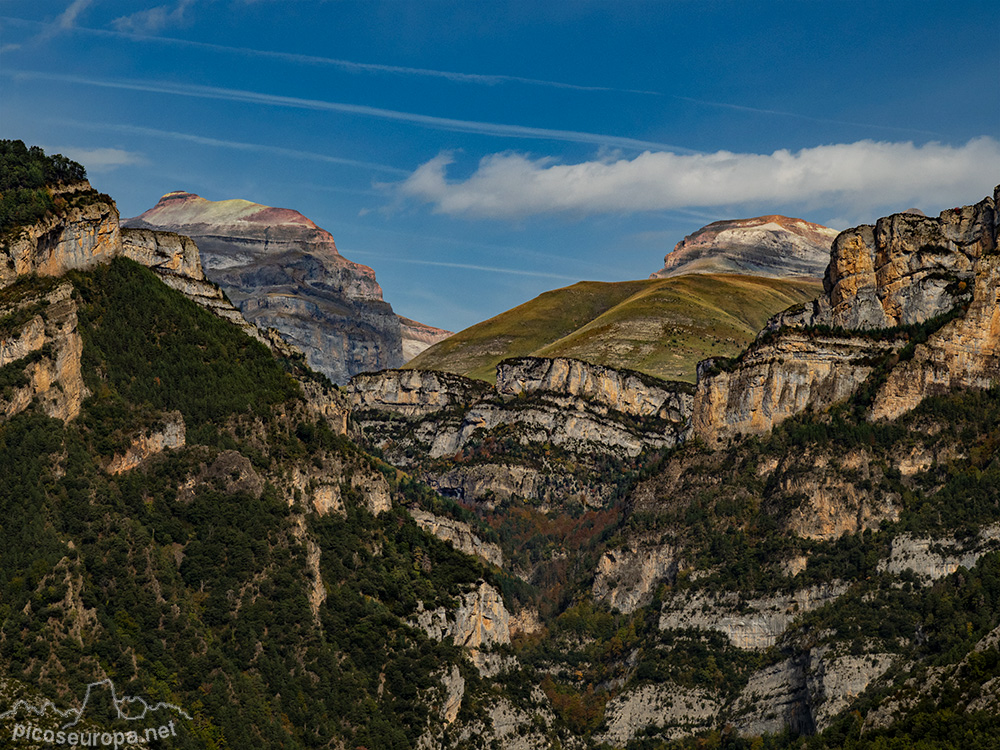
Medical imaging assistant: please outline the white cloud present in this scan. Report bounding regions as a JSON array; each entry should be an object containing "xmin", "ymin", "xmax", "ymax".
[
  {"xmin": 56, "ymin": 0, "xmax": 95, "ymax": 30},
  {"xmin": 51, "ymin": 147, "xmax": 147, "ymax": 172},
  {"xmin": 397, "ymin": 138, "xmax": 1000, "ymax": 220},
  {"xmin": 112, "ymin": 0, "xmax": 195, "ymax": 34}
]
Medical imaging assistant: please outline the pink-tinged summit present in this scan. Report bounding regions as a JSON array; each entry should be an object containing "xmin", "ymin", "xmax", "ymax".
[
  {"xmin": 124, "ymin": 191, "xmax": 405, "ymax": 382},
  {"xmin": 651, "ymin": 215, "xmax": 840, "ymax": 280}
]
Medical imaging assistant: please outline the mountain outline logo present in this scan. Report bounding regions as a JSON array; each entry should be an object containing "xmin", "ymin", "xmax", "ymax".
[{"xmin": 2, "ymin": 678, "xmax": 192, "ymax": 745}]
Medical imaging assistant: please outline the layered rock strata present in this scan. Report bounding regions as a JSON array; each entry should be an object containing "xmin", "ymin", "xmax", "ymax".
[
  {"xmin": 0, "ymin": 282, "xmax": 88, "ymax": 422},
  {"xmin": 693, "ymin": 188, "xmax": 999, "ymax": 442},
  {"xmin": 349, "ymin": 368, "xmax": 491, "ymax": 418},
  {"xmin": 658, "ymin": 584, "xmax": 848, "ymax": 650},
  {"xmin": 496, "ymin": 356, "xmax": 692, "ymax": 423},
  {"xmin": 349, "ymin": 357, "xmax": 693, "ymax": 506},
  {"xmin": 651, "ymin": 215, "xmax": 838, "ymax": 280},
  {"xmin": 2, "ymin": 182, "xmax": 120, "ymax": 286},
  {"xmin": 123, "ymin": 192, "xmax": 406, "ymax": 383},
  {"xmin": 398, "ymin": 316, "xmax": 452, "ymax": 363}
]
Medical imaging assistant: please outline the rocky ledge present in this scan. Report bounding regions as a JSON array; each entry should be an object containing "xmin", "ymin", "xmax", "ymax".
[
  {"xmin": 2, "ymin": 182, "xmax": 120, "ymax": 286},
  {"xmin": 348, "ymin": 357, "xmax": 693, "ymax": 506},
  {"xmin": 693, "ymin": 187, "xmax": 999, "ymax": 442}
]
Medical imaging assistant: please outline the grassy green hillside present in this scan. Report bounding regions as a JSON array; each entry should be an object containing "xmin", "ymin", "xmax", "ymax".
[{"xmin": 407, "ymin": 274, "xmax": 823, "ymax": 383}]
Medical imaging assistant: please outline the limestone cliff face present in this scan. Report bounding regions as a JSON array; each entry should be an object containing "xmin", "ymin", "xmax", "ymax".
[
  {"xmin": 827, "ymin": 199, "xmax": 994, "ymax": 329},
  {"xmin": 298, "ymin": 380, "xmax": 350, "ymax": 436},
  {"xmin": 691, "ymin": 331, "xmax": 899, "ymax": 443},
  {"xmin": 592, "ymin": 542, "xmax": 680, "ymax": 614},
  {"xmin": 595, "ymin": 684, "xmax": 721, "ymax": 746},
  {"xmin": 408, "ymin": 508, "xmax": 504, "ymax": 567},
  {"xmin": 0, "ymin": 282, "xmax": 88, "ymax": 422},
  {"xmin": 496, "ymin": 356, "xmax": 692, "ymax": 422},
  {"xmin": 349, "ymin": 368, "xmax": 491, "ymax": 418},
  {"xmin": 878, "ymin": 523, "xmax": 1000, "ymax": 581},
  {"xmin": 106, "ymin": 412, "xmax": 186, "ymax": 474},
  {"xmin": 351, "ymin": 359, "xmax": 691, "ymax": 460},
  {"xmin": 349, "ymin": 360, "xmax": 692, "ymax": 508},
  {"xmin": 692, "ymin": 188, "xmax": 999, "ymax": 442},
  {"xmin": 415, "ymin": 581, "xmax": 512, "ymax": 675},
  {"xmin": 2, "ymin": 182, "xmax": 120, "ymax": 287},
  {"xmin": 651, "ymin": 215, "xmax": 837, "ymax": 280},
  {"xmin": 871, "ymin": 248, "xmax": 1000, "ymax": 421},
  {"xmin": 123, "ymin": 191, "xmax": 404, "ymax": 383},
  {"xmin": 658, "ymin": 584, "xmax": 847, "ymax": 650}
]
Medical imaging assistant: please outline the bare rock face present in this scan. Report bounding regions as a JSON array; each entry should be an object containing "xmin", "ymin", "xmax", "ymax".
[
  {"xmin": 658, "ymin": 584, "xmax": 847, "ymax": 650},
  {"xmin": 730, "ymin": 647, "xmax": 895, "ymax": 737},
  {"xmin": 106, "ymin": 412, "xmax": 186, "ymax": 474},
  {"xmin": 871, "ymin": 246, "xmax": 1000, "ymax": 421},
  {"xmin": 0, "ymin": 282, "xmax": 89, "ymax": 422},
  {"xmin": 2, "ymin": 182, "xmax": 120, "ymax": 286},
  {"xmin": 438, "ymin": 665, "xmax": 465, "ymax": 726},
  {"xmin": 349, "ymin": 368, "xmax": 491, "ymax": 418},
  {"xmin": 691, "ymin": 331, "xmax": 899, "ymax": 444},
  {"xmin": 408, "ymin": 507, "xmax": 503, "ymax": 567},
  {"xmin": 398, "ymin": 315, "xmax": 452, "ymax": 364},
  {"xmin": 595, "ymin": 684, "xmax": 722, "ymax": 746},
  {"xmin": 592, "ymin": 542, "xmax": 680, "ymax": 614},
  {"xmin": 827, "ymin": 200, "xmax": 994, "ymax": 329},
  {"xmin": 496, "ymin": 356, "xmax": 692, "ymax": 422},
  {"xmin": 351, "ymin": 359, "xmax": 691, "ymax": 461},
  {"xmin": 349, "ymin": 360, "xmax": 692, "ymax": 508},
  {"xmin": 123, "ymin": 191, "xmax": 404, "ymax": 383},
  {"xmin": 651, "ymin": 215, "xmax": 838, "ymax": 280},
  {"xmin": 877, "ymin": 524, "xmax": 1000, "ymax": 581},
  {"xmin": 415, "ymin": 580, "xmax": 513, "ymax": 675},
  {"xmin": 730, "ymin": 656, "xmax": 814, "ymax": 736},
  {"xmin": 426, "ymin": 464, "xmax": 546, "ymax": 508},
  {"xmin": 298, "ymin": 379, "xmax": 350, "ymax": 435},
  {"xmin": 692, "ymin": 187, "xmax": 999, "ymax": 442},
  {"xmin": 119, "ymin": 226, "xmax": 202, "ymax": 278}
]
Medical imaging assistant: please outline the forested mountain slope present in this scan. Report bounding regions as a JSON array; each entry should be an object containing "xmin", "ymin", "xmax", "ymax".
[{"xmin": 2, "ymin": 141, "xmax": 999, "ymax": 749}]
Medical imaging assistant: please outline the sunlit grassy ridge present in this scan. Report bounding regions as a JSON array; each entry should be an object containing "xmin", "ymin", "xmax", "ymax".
[{"xmin": 408, "ymin": 274, "xmax": 823, "ymax": 383}]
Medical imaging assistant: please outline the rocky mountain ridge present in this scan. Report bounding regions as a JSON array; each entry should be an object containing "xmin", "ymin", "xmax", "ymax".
[
  {"xmin": 4, "ymin": 142, "xmax": 1000, "ymax": 749},
  {"xmin": 651, "ymin": 214, "xmax": 839, "ymax": 280},
  {"xmin": 0, "ymin": 179, "xmax": 350, "ymax": 435},
  {"xmin": 124, "ymin": 191, "xmax": 449, "ymax": 382},
  {"xmin": 344, "ymin": 188, "xmax": 1000, "ymax": 747},
  {"xmin": 693, "ymin": 187, "xmax": 999, "ymax": 442},
  {"xmin": 348, "ymin": 357, "xmax": 692, "ymax": 510}
]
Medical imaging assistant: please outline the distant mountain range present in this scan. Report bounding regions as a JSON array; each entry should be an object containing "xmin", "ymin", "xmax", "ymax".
[
  {"xmin": 3, "ymin": 140, "xmax": 1000, "ymax": 749},
  {"xmin": 123, "ymin": 192, "xmax": 450, "ymax": 383},
  {"xmin": 408, "ymin": 212, "xmax": 836, "ymax": 383},
  {"xmin": 650, "ymin": 214, "xmax": 838, "ymax": 279},
  {"xmin": 407, "ymin": 274, "xmax": 822, "ymax": 383}
]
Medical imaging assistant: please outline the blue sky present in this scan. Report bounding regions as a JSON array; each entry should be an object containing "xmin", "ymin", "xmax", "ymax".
[{"xmin": 2, "ymin": 1, "xmax": 998, "ymax": 332}]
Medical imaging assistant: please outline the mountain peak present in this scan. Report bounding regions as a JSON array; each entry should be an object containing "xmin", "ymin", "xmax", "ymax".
[
  {"xmin": 651, "ymin": 214, "xmax": 839, "ymax": 280},
  {"xmin": 137, "ymin": 191, "xmax": 320, "ymax": 232}
]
